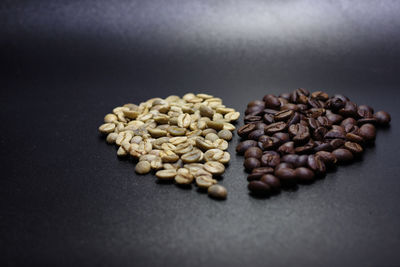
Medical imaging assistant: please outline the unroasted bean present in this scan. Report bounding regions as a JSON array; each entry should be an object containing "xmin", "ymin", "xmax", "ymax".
[
  {"xmin": 218, "ymin": 129, "xmax": 233, "ymax": 141},
  {"xmin": 204, "ymin": 161, "xmax": 225, "ymax": 175},
  {"xmin": 205, "ymin": 133, "xmax": 219, "ymax": 142},
  {"xmin": 106, "ymin": 132, "xmax": 118, "ymax": 144},
  {"xmin": 148, "ymin": 128, "xmax": 167, "ymax": 138},
  {"xmin": 156, "ymin": 169, "xmax": 177, "ymax": 179},
  {"xmin": 206, "ymin": 120, "xmax": 224, "ymax": 131},
  {"xmin": 199, "ymin": 105, "xmax": 214, "ymax": 118},
  {"xmin": 213, "ymin": 139, "xmax": 228, "ymax": 150},
  {"xmin": 181, "ymin": 150, "xmax": 203, "ymax": 163},
  {"xmin": 196, "ymin": 138, "xmax": 215, "ymax": 151},
  {"xmin": 177, "ymin": 113, "xmax": 191, "ymax": 128},
  {"xmin": 196, "ymin": 175, "xmax": 217, "ymax": 188},
  {"xmin": 99, "ymin": 123, "xmax": 116, "ymax": 134},
  {"xmin": 135, "ymin": 161, "xmax": 151, "ymax": 174},
  {"xmin": 175, "ymin": 168, "xmax": 194, "ymax": 184},
  {"xmin": 104, "ymin": 113, "xmax": 118, "ymax": 123},
  {"xmin": 208, "ymin": 184, "xmax": 227, "ymax": 199},
  {"xmin": 167, "ymin": 126, "xmax": 186, "ymax": 136}
]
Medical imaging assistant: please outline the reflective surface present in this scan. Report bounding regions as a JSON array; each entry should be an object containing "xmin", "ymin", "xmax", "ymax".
[{"xmin": 1, "ymin": 1, "xmax": 400, "ymax": 266}]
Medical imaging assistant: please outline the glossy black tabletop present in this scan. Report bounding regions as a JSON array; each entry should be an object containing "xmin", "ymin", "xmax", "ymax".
[{"xmin": 1, "ymin": 1, "xmax": 400, "ymax": 266}]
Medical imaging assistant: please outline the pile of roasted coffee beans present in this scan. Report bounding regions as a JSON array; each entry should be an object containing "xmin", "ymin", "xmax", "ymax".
[
  {"xmin": 236, "ymin": 89, "xmax": 391, "ymax": 195},
  {"xmin": 98, "ymin": 93, "xmax": 240, "ymax": 200}
]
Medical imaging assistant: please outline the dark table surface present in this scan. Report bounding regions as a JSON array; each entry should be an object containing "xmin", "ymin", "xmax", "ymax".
[{"xmin": 1, "ymin": 1, "xmax": 400, "ymax": 266}]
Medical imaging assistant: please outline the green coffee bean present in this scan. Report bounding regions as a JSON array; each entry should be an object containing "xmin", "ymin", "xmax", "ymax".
[
  {"xmin": 208, "ymin": 184, "xmax": 227, "ymax": 199},
  {"xmin": 135, "ymin": 161, "xmax": 151, "ymax": 174}
]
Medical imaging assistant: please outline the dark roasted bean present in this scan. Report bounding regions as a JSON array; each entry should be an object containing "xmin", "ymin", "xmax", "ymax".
[
  {"xmin": 275, "ymin": 162, "xmax": 294, "ymax": 170},
  {"xmin": 307, "ymin": 155, "xmax": 326, "ymax": 175},
  {"xmin": 237, "ymin": 123, "xmax": 256, "ymax": 137},
  {"xmin": 274, "ymin": 109, "xmax": 294, "ymax": 121},
  {"xmin": 332, "ymin": 148, "xmax": 354, "ymax": 163},
  {"xmin": 247, "ymin": 129, "xmax": 265, "ymax": 140},
  {"xmin": 251, "ymin": 167, "xmax": 274, "ymax": 175},
  {"xmin": 244, "ymin": 147, "xmax": 263, "ymax": 159},
  {"xmin": 315, "ymin": 151, "xmax": 337, "ymax": 167},
  {"xmin": 260, "ymin": 174, "xmax": 281, "ymax": 191},
  {"xmin": 260, "ymin": 151, "xmax": 281, "ymax": 167},
  {"xmin": 374, "ymin": 111, "xmax": 391, "ymax": 126},
  {"xmin": 248, "ymin": 181, "xmax": 271, "ymax": 195},
  {"xmin": 265, "ymin": 122, "xmax": 287, "ymax": 134},
  {"xmin": 344, "ymin": 141, "xmax": 363, "ymax": 155},
  {"xmin": 263, "ymin": 94, "xmax": 281, "ymax": 109},
  {"xmin": 278, "ymin": 141, "xmax": 295, "ymax": 154},
  {"xmin": 244, "ymin": 157, "xmax": 261, "ymax": 171},
  {"xmin": 275, "ymin": 168, "xmax": 297, "ymax": 183},
  {"xmin": 236, "ymin": 140, "xmax": 258, "ymax": 154},
  {"xmin": 295, "ymin": 167, "xmax": 315, "ymax": 181},
  {"xmin": 358, "ymin": 123, "xmax": 376, "ymax": 142}
]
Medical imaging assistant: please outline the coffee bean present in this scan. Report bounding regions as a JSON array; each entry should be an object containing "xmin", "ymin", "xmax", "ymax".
[
  {"xmin": 156, "ymin": 169, "xmax": 177, "ymax": 180},
  {"xmin": 265, "ymin": 122, "xmax": 287, "ymax": 134},
  {"xmin": 237, "ymin": 124, "xmax": 256, "ymax": 137},
  {"xmin": 244, "ymin": 157, "xmax": 261, "ymax": 171},
  {"xmin": 332, "ymin": 148, "xmax": 354, "ymax": 164},
  {"xmin": 251, "ymin": 167, "xmax": 274, "ymax": 174},
  {"xmin": 374, "ymin": 111, "xmax": 391, "ymax": 126},
  {"xmin": 218, "ymin": 130, "xmax": 233, "ymax": 141},
  {"xmin": 357, "ymin": 105, "xmax": 374, "ymax": 118},
  {"xmin": 315, "ymin": 151, "xmax": 337, "ymax": 167},
  {"xmin": 204, "ymin": 161, "xmax": 225, "ymax": 175},
  {"xmin": 275, "ymin": 162, "xmax": 294, "ymax": 170},
  {"xmin": 248, "ymin": 181, "xmax": 271, "ymax": 195},
  {"xmin": 307, "ymin": 155, "xmax": 326, "ymax": 175},
  {"xmin": 278, "ymin": 141, "xmax": 295, "ymax": 154},
  {"xmin": 263, "ymin": 94, "xmax": 281, "ymax": 109},
  {"xmin": 208, "ymin": 184, "xmax": 227, "ymax": 199},
  {"xmin": 244, "ymin": 147, "xmax": 263, "ymax": 159},
  {"xmin": 295, "ymin": 167, "xmax": 315, "ymax": 181},
  {"xmin": 236, "ymin": 140, "xmax": 258, "ymax": 154},
  {"xmin": 99, "ymin": 123, "xmax": 116, "ymax": 134},
  {"xmin": 260, "ymin": 174, "xmax": 281, "ymax": 191},
  {"xmin": 345, "ymin": 132, "xmax": 364, "ymax": 143},
  {"xmin": 358, "ymin": 123, "xmax": 376, "ymax": 142},
  {"xmin": 260, "ymin": 151, "xmax": 280, "ymax": 167},
  {"xmin": 274, "ymin": 109, "xmax": 294, "ymax": 121},
  {"xmin": 274, "ymin": 168, "xmax": 297, "ymax": 183},
  {"xmin": 248, "ymin": 129, "xmax": 265, "ymax": 140},
  {"xmin": 344, "ymin": 141, "xmax": 363, "ymax": 155},
  {"xmin": 175, "ymin": 168, "xmax": 194, "ymax": 184},
  {"xmin": 135, "ymin": 161, "xmax": 151, "ymax": 174}
]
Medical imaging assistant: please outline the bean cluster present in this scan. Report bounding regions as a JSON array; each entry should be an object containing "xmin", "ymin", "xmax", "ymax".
[
  {"xmin": 98, "ymin": 93, "xmax": 239, "ymax": 200},
  {"xmin": 236, "ymin": 89, "xmax": 391, "ymax": 195}
]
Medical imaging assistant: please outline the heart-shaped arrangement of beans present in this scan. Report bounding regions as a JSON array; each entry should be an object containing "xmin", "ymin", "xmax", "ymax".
[{"xmin": 236, "ymin": 89, "xmax": 391, "ymax": 195}]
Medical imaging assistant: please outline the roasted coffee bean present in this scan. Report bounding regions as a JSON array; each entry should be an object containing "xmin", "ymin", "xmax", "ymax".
[
  {"xmin": 237, "ymin": 124, "xmax": 256, "ymax": 137},
  {"xmin": 374, "ymin": 111, "xmax": 391, "ymax": 126},
  {"xmin": 248, "ymin": 181, "xmax": 271, "ymax": 195},
  {"xmin": 295, "ymin": 167, "xmax": 315, "ymax": 181},
  {"xmin": 274, "ymin": 168, "xmax": 297, "ymax": 183},
  {"xmin": 358, "ymin": 123, "xmax": 376, "ymax": 142},
  {"xmin": 263, "ymin": 94, "xmax": 281, "ymax": 109},
  {"xmin": 315, "ymin": 151, "xmax": 337, "ymax": 167},
  {"xmin": 357, "ymin": 105, "xmax": 374, "ymax": 118},
  {"xmin": 238, "ymin": 90, "xmax": 390, "ymax": 200},
  {"xmin": 275, "ymin": 162, "xmax": 294, "ymax": 170},
  {"xmin": 244, "ymin": 147, "xmax": 263, "ymax": 159},
  {"xmin": 265, "ymin": 122, "xmax": 287, "ymax": 134},
  {"xmin": 307, "ymin": 155, "xmax": 326, "ymax": 175},
  {"xmin": 274, "ymin": 109, "xmax": 294, "ymax": 121},
  {"xmin": 236, "ymin": 140, "xmax": 258, "ymax": 154},
  {"xmin": 248, "ymin": 129, "xmax": 265, "ymax": 140},
  {"xmin": 251, "ymin": 167, "xmax": 274, "ymax": 175},
  {"xmin": 345, "ymin": 132, "xmax": 364, "ymax": 143},
  {"xmin": 260, "ymin": 174, "xmax": 281, "ymax": 191},
  {"xmin": 263, "ymin": 113, "xmax": 275, "ymax": 124},
  {"xmin": 244, "ymin": 157, "xmax": 261, "ymax": 171},
  {"xmin": 273, "ymin": 132, "xmax": 290, "ymax": 143},
  {"xmin": 244, "ymin": 115, "xmax": 262, "ymax": 124},
  {"xmin": 287, "ymin": 112, "xmax": 301, "ymax": 126},
  {"xmin": 344, "ymin": 141, "xmax": 363, "ymax": 155},
  {"xmin": 277, "ymin": 141, "xmax": 295, "ymax": 154},
  {"xmin": 332, "ymin": 148, "xmax": 354, "ymax": 164},
  {"xmin": 260, "ymin": 151, "xmax": 280, "ymax": 167}
]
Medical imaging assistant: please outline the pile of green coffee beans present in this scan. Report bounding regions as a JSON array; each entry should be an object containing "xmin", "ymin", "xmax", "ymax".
[
  {"xmin": 98, "ymin": 93, "xmax": 239, "ymax": 200},
  {"xmin": 236, "ymin": 89, "xmax": 391, "ymax": 196}
]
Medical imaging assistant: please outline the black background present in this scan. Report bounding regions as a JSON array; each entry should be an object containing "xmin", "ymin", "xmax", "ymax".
[{"xmin": 1, "ymin": 1, "xmax": 400, "ymax": 266}]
